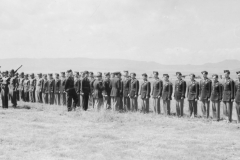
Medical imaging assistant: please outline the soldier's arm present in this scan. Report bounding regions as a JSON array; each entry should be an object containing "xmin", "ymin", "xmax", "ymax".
[
  {"xmin": 199, "ymin": 80, "xmax": 202, "ymax": 98},
  {"xmin": 169, "ymin": 83, "xmax": 173, "ymax": 99},
  {"xmin": 196, "ymin": 82, "xmax": 199, "ymax": 100},
  {"xmin": 182, "ymin": 81, "xmax": 186, "ymax": 98},
  {"xmin": 159, "ymin": 81, "xmax": 163, "ymax": 97},
  {"xmin": 136, "ymin": 80, "xmax": 139, "ymax": 96},
  {"xmin": 186, "ymin": 83, "xmax": 189, "ymax": 98},
  {"xmin": 208, "ymin": 80, "xmax": 212, "ymax": 99},
  {"xmin": 64, "ymin": 79, "xmax": 69, "ymax": 92},
  {"xmin": 147, "ymin": 82, "xmax": 151, "ymax": 97},
  {"xmin": 231, "ymin": 80, "xmax": 235, "ymax": 100},
  {"xmin": 220, "ymin": 84, "xmax": 223, "ymax": 101}
]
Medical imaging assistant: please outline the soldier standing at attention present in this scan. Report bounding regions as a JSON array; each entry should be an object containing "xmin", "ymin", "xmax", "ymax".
[
  {"xmin": 151, "ymin": 71, "xmax": 163, "ymax": 114},
  {"xmin": 103, "ymin": 72, "xmax": 111, "ymax": 110},
  {"xmin": 235, "ymin": 71, "xmax": 240, "ymax": 123},
  {"xmin": 119, "ymin": 72, "xmax": 123, "ymax": 110},
  {"xmin": 122, "ymin": 71, "xmax": 131, "ymax": 111},
  {"xmin": 222, "ymin": 70, "xmax": 235, "ymax": 123},
  {"xmin": 29, "ymin": 73, "xmax": 36, "ymax": 103},
  {"xmin": 23, "ymin": 74, "xmax": 30, "ymax": 102},
  {"xmin": 9, "ymin": 70, "xmax": 18, "ymax": 108},
  {"xmin": 54, "ymin": 73, "xmax": 61, "ymax": 106},
  {"xmin": 210, "ymin": 74, "xmax": 223, "ymax": 121},
  {"xmin": 65, "ymin": 70, "xmax": 78, "ymax": 111},
  {"xmin": 36, "ymin": 73, "xmax": 44, "ymax": 103},
  {"xmin": 162, "ymin": 74, "xmax": 173, "ymax": 116},
  {"xmin": 60, "ymin": 72, "xmax": 67, "ymax": 106},
  {"xmin": 15, "ymin": 72, "xmax": 19, "ymax": 101},
  {"xmin": 129, "ymin": 73, "xmax": 139, "ymax": 112},
  {"xmin": 199, "ymin": 71, "xmax": 212, "ymax": 118},
  {"xmin": 174, "ymin": 72, "xmax": 186, "ymax": 117},
  {"xmin": 18, "ymin": 72, "xmax": 25, "ymax": 102},
  {"xmin": 110, "ymin": 72, "xmax": 121, "ymax": 111},
  {"xmin": 81, "ymin": 71, "xmax": 91, "ymax": 111},
  {"xmin": 48, "ymin": 73, "xmax": 55, "ymax": 105},
  {"xmin": 89, "ymin": 72, "xmax": 95, "ymax": 109},
  {"xmin": 74, "ymin": 72, "xmax": 81, "ymax": 108},
  {"xmin": 140, "ymin": 73, "xmax": 151, "ymax": 114},
  {"xmin": 187, "ymin": 74, "xmax": 199, "ymax": 118},
  {"xmin": 42, "ymin": 74, "xmax": 49, "ymax": 104},
  {"xmin": 93, "ymin": 72, "xmax": 104, "ymax": 111},
  {"xmin": 1, "ymin": 71, "xmax": 10, "ymax": 108}
]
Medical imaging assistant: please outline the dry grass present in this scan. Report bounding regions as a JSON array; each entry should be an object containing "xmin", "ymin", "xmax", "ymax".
[{"xmin": 0, "ymin": 101, "xmax": 240, "ymax": 160}]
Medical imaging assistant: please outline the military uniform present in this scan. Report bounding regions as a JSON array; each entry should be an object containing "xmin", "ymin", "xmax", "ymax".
[
  {"xmin": 23, "ymin": 75, "xmax": 30, "ymax": 102},
  {"xmin": 93, "ymin": 73, "xmax": 104, "ymax": 111},
  {"xmin": 89, "ymin": 73, "xmax": 95, "ymax": 109},
  {"xmin": 151, "ymin": 76, "xmax": 163, "ymax": 114},
  {"xmin": 187, "ymin": 80, "xmax": 199, "ymax": 117},
  {"xmin": 140, "ymin": 76, "xmax": 151, "ymax": 114},
  {"xmin": 174, "ymin": 77, "xmax": 186, "ymax": 117},
  {"xmin": 15, "ymin": 73, "xmax": 19, "ymax": 101},
  {"xmin": 29, "ymin": 75, "xmax": 36, "ymax": 103},
  {"xmin": 36, "ymin": 74, "xmax": 44, "ymax": 103},
  {"xmin": 103, "ymin": 73, "xmax": 111, "ymax": 110},
  {"xmin": 162, "ymin": 79, "xmax": 173, "ymax": 116},
  {"xmin": 81, "ymin": 72, "xmax": 91, "ymax": 111},
  {"xmin": 235, "ymin": 79, "xmax": 240, "ymax": 123},
  {"xmin": 9, "ymin": 72, "xmax": 19, "ymax": 107},
  {"xmin": 65, "ymin": 71, "xmax": 78, "ymax": 111},
  {"xmin": 60, "ymin": 72, "xmax": 67, "ymax": 106},
  {"xmin": 18, "ymin": 73, "xmax": 25, "ymax": 101},
  {"xmin": 121, "ymin": 77, "xmax": 131, "ymax": 111},
  {"xmin": 129, "ymin": 76, "xmax": 139, "ymax": 112},
  {"xmin": 74, "ymin": 76, "xmax": 81, "ymax": 107},
  {"xmin": 42, "ymin": 76, "xmax": 49, "ymax": 104},
  {"xmin": 1, "ymin": 72, "xmax": 10, "ymax": 108},
  {"xmin": 54, "ymin": 75, "xmax": 61, "ymax": 106},
  {"xmin": 110, "ymin": 73, "xmax": 121, "ymax": 111},
  {"xmin": 210, "ymin": 78, "xmax": 222, "ymax": 121}
]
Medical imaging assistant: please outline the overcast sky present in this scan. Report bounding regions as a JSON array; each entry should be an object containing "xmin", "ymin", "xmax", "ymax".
[{"xmin": 0, "ymin": 0, "xmax": 240, "ymax": 64}]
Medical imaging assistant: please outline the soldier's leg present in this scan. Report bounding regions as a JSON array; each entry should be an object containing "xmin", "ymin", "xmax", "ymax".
[
  {"xmin": 193, "ymin": 101, "xmax": 198, "ymax": 117},
  {"xmin": 167, "ymin": 100, "xmax": 171, "ymax": 115},
  {"xmin": 130, "ymin": 98, "xmax": 135, "ymax": 112},
  {"xmin": 76, "ymin": 94, "xmax": 80, "ymax": 107},
  {"xmin": 163, "ymin": 100, "xmax": 167, "ymax": 116},
  {"xmin": 222, "ymin": 102, "xmax": 228, "ymax": 119},
  {"xmin": 16, "ymin": 90, "xmax": 19, "ymax": 101},
  {"xmin": 157, "ymin": 98, "xmax": 161, "ymax": 114},
  {"xmin": 5, "ymin": 91, "xmax": 8, "ymax": 108},
  {"xmin": 54, "ymin": 94, "xmax": 58, "ymax": 105},
  {"xmin": 176, "ymin": 100, "xmax": 180, "ymax": 116},
  {"xmin": 72, "ymin": 91, "xmax": 79, "ymax": 111},
  {"xmin": 201, "ymin": 100, "xmax": 207, "ymax": 117},
  {"xmin": 141, "ymin": 99, "xmax": 146, "ymax": 113},
  {"xmin": 180, "ymin": 99, "xmax": 184, "ymax": 117},
  {"xmin": 212, "ymin": 101, "xmax": 217, "ymax": 120},
  {"xmin": 236, "ymin": 102, "xmax": 240, "ymax": 123},
  {"xmin": 146, "ymin": 98, "xmax": 149, "ymax": 113},
  {"xmin": 33, "ymin": 91, "xmax": 36, "ymax": 102},
  {"xmin": 12, "ymin": 91, "xmax": 17, "ymax": 107},
  {"xmin": 227, "ymin": 102, "xmax": 233, "ymax": 122},
  {"xmin": 206, "ymin": 100, "xmax": 210, "ymax": 118},
  {"xmin": 189, "ymin": 101, "xmax": 193, "ymax": 117},
  {"xmin": 66, "ymin": 93, "xmax": 72, "ymax": 111},
  {"xmin": 1, "ymin": 90, "xmax": 5, "ymax": 108}
]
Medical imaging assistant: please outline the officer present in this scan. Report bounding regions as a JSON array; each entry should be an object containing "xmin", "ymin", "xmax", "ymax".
[
  {"xmin": 92, "ymin": 72, "xmax": 104, "ymax": 111},
  {"xmin": 199, "ymin": 71, "xmax": 212, "ymax": 118},
  {"xmin": 23, "ymin": 74, "xmax": 30, "ymax": 102},
  {"xmin": 103, "ymin": 72, "xmax": 111, "ymax": 110},
  {"xmin": 65, "ymin": 70, "xmax": 78, "ymax": 111},
  {"xmin": 15, "ymin": 72, "xmax": 20, "ymax": 101},
  {"xmin": 210, "ymin": 74, "xmax": 223, "ymax": 121},
  {"xmin": 36, "ymin": 73, "xmax": 44, "ymax": 103},
  {"xmin": 18, "ymin": 72, "xmax": 25, "ymax": 101},
  {"xmin": 235, "ymin": 71, "xmax": 240, "ymax": 123},
  {"xmin": 89, "ymin": 72, "xmax": 95, "ymax": 109},
  {"xmin": 80, "ymin": 71, "xmax": 91, "ymax": 111},
  {"xmin": 162, "ymin": 74, "xmax": 173, "ymax": 116},
  {"xmin": 174, "ymin": 72, "xmax": 186, "ymax": 117},
  {"xmin": 140, "ymin": 73, "xmax": 151, "ymax": 113},
  {"xmin": 60, "ymin": 72, "xmax": 67, "ymax": 106},
  {"xmin": 42, "ymin": 74, "xmax": 49, "ymax": 104},
  {"xmin": 122, "ymin": 71, "xmax": 131, "ymax": 111},
  {"xmin": 74, "ymin": 72, "xmax": 81, "ymax": 108},
  {"xmin": 187, "ymin": 73, "xmax": 199, "ymax": 118},
  {"xmin": 222, "ymin": 70, "xmax": 235, "ymax": 123},
  {"xmin": 151, "ymin": 71, "xmax": 163, "ymax": 114},
  {"xmin": 110, "ymin": 72, "xmax": 121, "ymax": 111},
  {"xmin": 1, "ymin": 71, "xmax": 10, "ymax": 108},
  {"xmin": 9, "ymin": 69, "xmax": 18, "ymax": 108},
  {"xmin": 54, "ymin": 73, "xmax": 61, "ymax": 105},
  {"xmin": 29, "ymin": 73, "xmax": 36, "ymax": 103},
  {"xmin": 48, "ymin": 73, "xmax": 55, "ymax": 105},
  {"xmin": 129, "ymin": 73, "xmax": 139, "ymax": 112}
]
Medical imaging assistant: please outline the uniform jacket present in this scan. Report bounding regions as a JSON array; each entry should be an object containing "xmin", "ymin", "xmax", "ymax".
[
  {"xmin": 151, "ymin": 79, "xmax": 163, "ymax": 98},
  {"xmin": 60, "ymin": 77, "xmax": 66, "ymax": 93},
  {"xmin": 103, "ymin": 79, "xmax": 111, "ymax": 96},
  {"xmin": 139, "ymin": 81, "xmax": 151, "ymax": 99},
  {"xmin": 199, "ymin": 78, "xmax": 212, "ymax": 100},
  {"xmin": 36, "ymin": 78, "xmax": 44, "ymax": 92},
  {"xmin": 42, "ymin": 79, "xmax": 49, "ymax": 93},
  {"xmin": 65, "ymin": 77, "xmax": 75, "ymax": 92},
  {"xmin": 210, "ymin": 81, "xmax": 223, "ymax": 101},
  {"xmin": 81, "ymin": 77, "xmax": 91, "ymax": 94},
  {"xmin": 110, "ymin": 77, "xmax": 121, "ymax": 97},
  {"xmin": 162, "ymin": 81, "xmax": 173, "ymax": 100},
  {"xmin": 235, "ymin": 80, "xmax": 240, "ymax": 103},
  {"xmin": 1, "ymin": 77, "xmax": 10, "ymax": 92},
  {"xmin": 122, "ymin": 79, "xmax": 131, "ymax": 97},
  {"xmin": 93, "ymin": 79, "xmax": 104, "ymax": 99},
  {"xmin": 129, "ymin": 78, "xmax": 139, "ymax": 98},
  {"xmin": 90, "ymin": 78, "xmax": 96, "ymax": 94},
  {"xmin": 74, "ymin": 79, "xmax": 81, "ymax": 94},
  {"xmin": 18, "ymin": 78, "xmax": 25, "ymax": 91},
  {"xmin": 9, "ymin": 76, "xmax": 19, "ymax": 91},
  {"xmin": 23, "ymin": 79, "xmax": 30, "ymax": 92},
  {"xmin": 55, "ymin": 78, "xmax": 61, "ymax": 94},
  {"xmin": 187, "ymin": 80, "xmax": 199, "ymax": 101},
  {"xmin": 49, "ymin": 79, "xmax": 55, "ymax": 93},
  {"xmin": 222, "ymin": 78, "xmax": 235, "ymax": 102},
  {"xmin": 174, "ymin": 79, "xmax": 186, "ymax": 100},
  {"xmin": 29, "ymin": 78, "xmax": 36, "ymax": 92}
]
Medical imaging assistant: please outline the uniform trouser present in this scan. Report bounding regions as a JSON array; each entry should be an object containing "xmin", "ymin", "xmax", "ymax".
[
  {"xmin": 24, "ymin": 91, "xmax": 29, "ymax": 102},
  {"xmin": 176, "ymin": 99, "xmax": 184, "ymax": 117},
  {"xmin": 89, "ymin": 95, "xmax": 94, "ymax": 108},
  {"xmin": 29, "ymin": 91, "xmax": 36, "ymax": 103},
  {"xmin": 54, "ymin": 93, "xmax": 61, "ymax": 105},
  {"xmin": 189, "ymin": 100, "xmax": 197, "ymax": 117},
  {"xmin": 19, "ymin": 90, "xmax": 24, "ymax": 101},
  {"xmin": 82, "ymin": 93, "xmax": 89, "ymax": 111},
  {"xmin": 153, "ymin": 98, "xmax": 161, "ymax": 114},
  {"xmin": 49, "ymin": 92, "xmax": 55, "ymax": 105},
  {"xmin": 141, "ymin": 98, "xmax": 149, "ymax": 113},
  {"xmin": 9, "ymin": 90, "xmax": 17, "ymax": 106},
  {"xmin": 43, "ymin": 93, "xmax": 49, "ymax": 104},
  {"xmin": 235, "ymin": 102, "xmax": 240, "ymax": 123},
  {"xmin": 61, "ymin": 92, "xmax": 66, "ymax": 106},
  {"xmin": 212, "ymin": 101, "xmax": 220, "ymax": 120},
  {"xmin": 16, "ymin": 90, "xmax": 19, "ymax": 101},
  {"xmin": 111, "ymin": 97, "xmax": 120, "ymax": 111},
  {"xmin": 123, "ymin": 97, "xmax": 130, "ymax": 111},
  {"xmin": 67, "ymin": 89, "xmax": 78, "ymax": 111},
  {"xmin": 76, "ymin": 93, "xmax": 81, "ymax": 107},
  {"xmin": 163, "ymin": 100, "xmax": 171, "ymax": 115},
  {"xmin": 223, "ymin": 101, "xmax": 233, "ymax": 122},
  {"xmin": 94, "ymin": 98, "xmax": 103, "ymax": 111},
  {"xmin": 1, "ymin": 89, "xmax": 9, "ymax": 108},
  {"xmin": 130, "ymin": 97, "xmax": 138, "ymax": 111},
  {"xmin": 36, "ymin": 91, "xmax": 43, "ymax": 103},
  {"xmin": 119, "ymin": 97, "xmax": 123, "ymax": 110},
  {"xmin": 201, "ymin": 100, "xmax": 210, "ymax": 118},
  {"xmin": 103, "ymin": 96, "xmax": 111, "ymax": 110}
]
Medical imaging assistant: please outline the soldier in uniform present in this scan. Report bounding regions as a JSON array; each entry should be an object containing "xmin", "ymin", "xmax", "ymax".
[
  {"xmin": 29, "ymin": 73, "xmax": 36, "ymax": 103},
  {"xmin": 187, "ymin": 73, "xmax": 199, "ymax": 118},
  {"xmin": 81, "ymin": 71, "xmax": 91, "ymax": 111},
  {"xmin": 93, "ymin": 72, "xmax": 104, "ymax": 111},
  {"xmin": 210, "ymin": 74, "xmax": 223, "ymax": 121},
  {"xmin": 110, "ymin": 72, "xmax": 121, "ymax": 111},
  {"xmin": 42, "ymin": 74, "xmax": 49, "ymax": 104},
  {"xmin": 119, "ymin": 72, "xmax": 123, "ymax": 110},
  {"xmin": 73, "ymin": 72, "xmax": 81, "ymax": 108},
  {"xmin": 129, "ymin": 73, "xmax": 139, "ymax": 112},
  {"xmin": 235, "ymin": 71, "xmax": 240, "ymax": 123},
  {"xmin": 65, "ymin": 70, "xmax": 78, "ymax": 111},
  {"xmin": 23, "ymin": 74, "xmax": 30, "ymax": 102},
  {"xmin": 1, "ymin": 71, "xmax": 10, "ymax": 108},
  {"xmin": 18, "ymin": 72, "xmax": 25, "ymax": 102},
  {"xmin": 162, "ymin": 74, "xmax": 173, "ymax": 116},
  {"xmin": 199, "ymin": 71, "xmax": 212, "ymax": 118},
  {"xmin": 54, "ymin": 73, "xmax": 61, "ymax": 105},
  {"xmin": 103, "ymin": 72, "xmax": 111, "ymax": 110},
  {"xmin": 122, "ymin": 71, "xmax": 131, "ymax": 111},
  {"xmin": 48, "ymin": 73, "xmax": 55, "ymax": 105},
  {"xmin": 9, "ymin": 70, "xmax": 18, "ymax": 108},
  {"xmin": 174, "ymin": 72, "xmax": 186, "ymax": 117},
  {"xmin": 15, "ymin": 72, "xmax": 19, "ymax": 101},
  {"xmin": 151, "ymin": 71, "xmax": 163, "ymax": 114},
  {"xmin": 140, "ymin": 73, "xmax": 151, "ymax": 113},
  {"xmin": 89, "ymin": 72, "xmax": 95, "ymax": 109},
  {"xmin": 222, "ymin": 70, "xmax": 235, "ymax": 123},
  {"xmin": 60, "ymin": 72, "xmax": 67, "ymax": 106},
  {"xmin": 36, "ymin": 73, "xmax": 44, "ymax": 103}
]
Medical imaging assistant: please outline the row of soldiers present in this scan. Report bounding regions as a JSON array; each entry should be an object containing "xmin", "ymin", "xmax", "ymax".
[{"xmin": 1, "ymin": 69, "xmax": 240, "ymax": 123}]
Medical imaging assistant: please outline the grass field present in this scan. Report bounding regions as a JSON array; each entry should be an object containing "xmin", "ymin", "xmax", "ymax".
[{"xmin": 1, "ymin": 100, "xmax": 240, "ymax": 160}]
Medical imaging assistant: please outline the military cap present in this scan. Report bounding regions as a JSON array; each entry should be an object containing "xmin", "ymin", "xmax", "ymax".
[
  {"xmin": 104, "ymin": 72, "xmax": 110, "ymax": 76},
  {"xmin": 96, "ymin": 72, "xmax": 102, "ymax": 77},
  {"xmin": 142, "ymin": 73, "xmax": 148, "ymax": 77},
  {"xmin": 130, "ymin": 72, "xmax": 136, "ymax": 76},
  {"xmin": 20, "ymin": 72, "xmax": 24, "ymax": 75},
  {"xmin": 15, "ymin": 72, "xmax": 19, "ymax": 75},
  {"xmin": 66, "ymin": 69, "xmax": 72, "ymax": 73},
  {"xmin": 189, "ymin": 73, "xmax": 195, "ymax": 77},
  {"xmin": 201, "ymin": 71, "xmax": 208, "ymax": 75},
  {"xmin": 74, "ymin": 71, "xmax": 79, "ymax": 75},
  {"xmin": 153, "ymin": 71, "xmax": 159, "ymax": 75},
  {"xmin": 43, "ymin": 74, "xmax": 47, "ymax": 77},
  {"xmin": 30, "ymin": 73, "xmax": 34, "ymax": 76},
  {"xmin": 48, "ymin": 73, "xmax": 53, "ymax": 76},
  {"xmin": 224, "ymin": 70, "xmax": 230, "ymax": 74},
  {"xmin": 10, "ymin": 69, "xmax": 14, "ymax": 74},
  {"xmin": 60, "ymin": 72, "xmax": 65, "ymax": 75},
  {"xmin": 123, "ymin": 70, "xmax": 129, "ymax": 73},
  {"xmin": 83, "ymin": 71, "xmax": 89, "ymax": 75},
  {"xmin": 176, "ymin": 72, "xmax": 182, "ymax": 76},
  {"xmin": 5, "ymin": 70, "xmax": 8, "ymax": 74},
  {"xmin": 55, "ymin": 73, "xmax": 59, "ymax": 76},
  {"xmin": 212, "ymin": 74, "xmax": 218, "ymax": 78},
  {"xmin": 25, "ymin": 74, "xmax": 29, "ymax": 77},
  {"xmin": 236, "ymin": 71, "xmax": 240, "ymax": 74},
  {"xmin": 113, "ymin": 72, "xmax": 120, "ymax": 75},
  {"xmin": 163, "ymin": 74, "xmax": 169, "ymax": 77},
  {"xmin": 37, "ymin": 73, "xmax": 42, "ymax": 75}
]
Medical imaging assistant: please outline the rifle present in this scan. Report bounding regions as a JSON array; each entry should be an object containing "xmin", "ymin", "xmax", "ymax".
[{"xmin": 14, "ymin": 65, "xmax": 23, "ymax": 74}]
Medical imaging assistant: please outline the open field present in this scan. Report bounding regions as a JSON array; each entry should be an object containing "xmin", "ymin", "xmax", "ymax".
[{"xmin": 1, "ymin": 101, "xmax": 240, "ymax": 160}]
